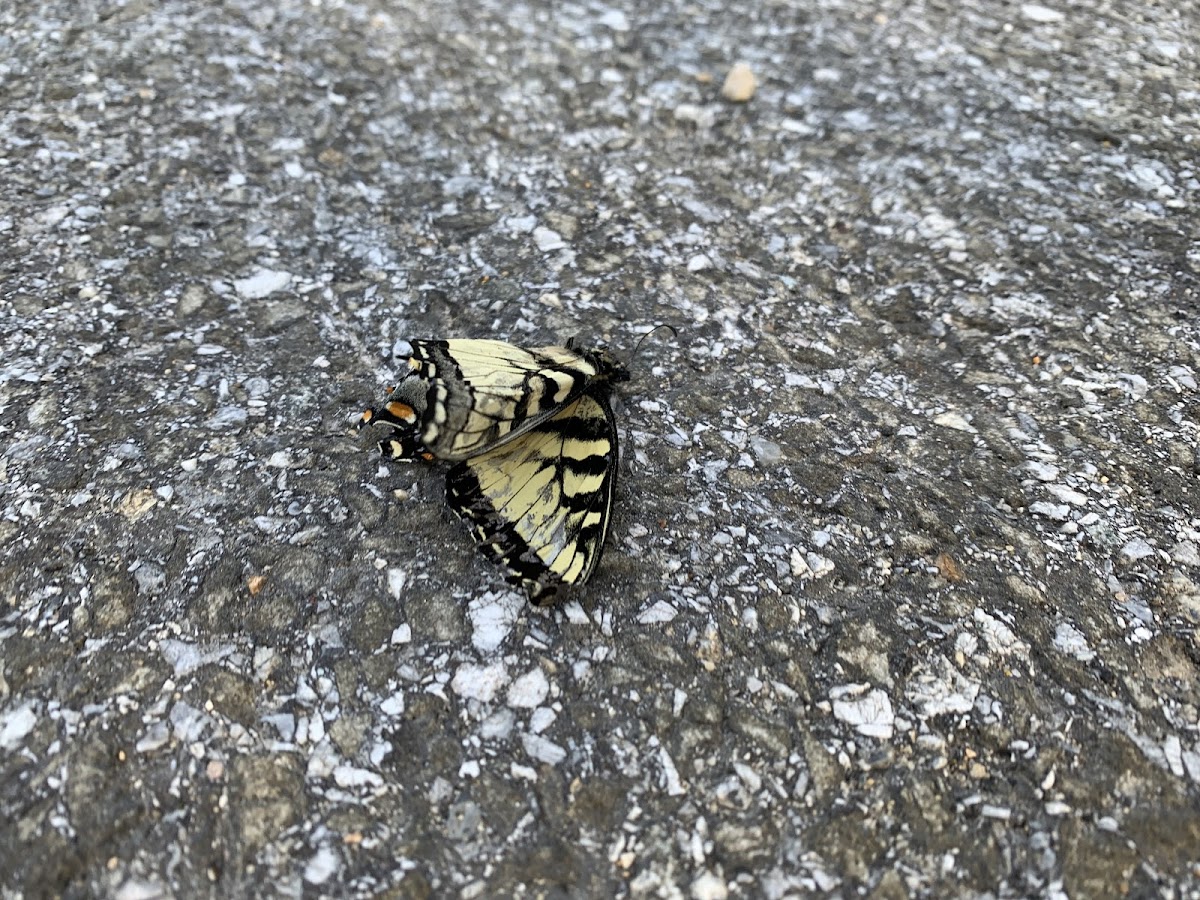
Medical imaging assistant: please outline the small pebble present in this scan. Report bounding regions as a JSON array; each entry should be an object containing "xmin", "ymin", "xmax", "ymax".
[
  {"xmin": 721, "ymin": 63, "xmax": 757, "ymax": 102},
  {"xmin": 1020, "ymin": 3, "xmax": 1064, "ymax": 23},
  {"xmin": 750, "ymin": 435, "xmax": 782, "ymax": 464}
]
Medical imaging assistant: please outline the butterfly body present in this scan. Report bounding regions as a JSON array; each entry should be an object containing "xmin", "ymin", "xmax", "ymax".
[{"xmin": 362, "ymin": 338, "xmax": 627, "ymax": 603}]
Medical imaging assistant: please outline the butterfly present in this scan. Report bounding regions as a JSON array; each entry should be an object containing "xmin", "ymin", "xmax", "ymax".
[{"xmin": 360, "ymin": 338, "xmax": 629, "ymax": 604}]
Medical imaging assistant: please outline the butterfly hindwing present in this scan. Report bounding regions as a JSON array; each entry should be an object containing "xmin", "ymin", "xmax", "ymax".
[{"xmin": 444, "ymin": 392, "xmax": 619, "ymax": 604}]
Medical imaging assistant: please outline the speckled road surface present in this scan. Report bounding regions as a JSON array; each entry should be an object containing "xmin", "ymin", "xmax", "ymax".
[{"xmin": 2, "ymin": 0, "xmax": 1198, "ymax": 896}]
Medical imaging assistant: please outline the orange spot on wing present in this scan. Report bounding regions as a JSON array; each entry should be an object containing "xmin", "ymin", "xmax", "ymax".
[{"xmin": 385, "ymin": 401, "xmax": 416, "ymax": 421}]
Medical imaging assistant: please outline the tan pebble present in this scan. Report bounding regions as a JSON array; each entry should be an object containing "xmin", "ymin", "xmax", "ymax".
[
  {"xmin": 118, "ymin": 489, "xmax": 157, "ymax": 521},
  {"xmin": 721, "ymin": 63, "xmax": 756, "ymax": 102}
]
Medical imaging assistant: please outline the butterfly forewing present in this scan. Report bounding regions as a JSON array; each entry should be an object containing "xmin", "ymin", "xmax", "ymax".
[{"xmin": 407, "ymin": 339, "xmax": 612, "ymax": 461}]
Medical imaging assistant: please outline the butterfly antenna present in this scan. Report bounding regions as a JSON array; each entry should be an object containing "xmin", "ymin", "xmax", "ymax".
[{"xmin": 631, "ymin": 324, "xmax": 678, "ymax": 361}]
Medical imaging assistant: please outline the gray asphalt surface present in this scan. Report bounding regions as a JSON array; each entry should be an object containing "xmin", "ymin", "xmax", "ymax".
[{"xmin": 2, "ymin": 0, "xmax": 1198, "ymax": 896}]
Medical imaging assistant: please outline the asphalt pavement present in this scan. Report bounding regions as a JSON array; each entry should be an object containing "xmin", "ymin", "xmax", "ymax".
[{"xmin": 1, "ymin": 0, "xmax": 1198, "ymax": 896}]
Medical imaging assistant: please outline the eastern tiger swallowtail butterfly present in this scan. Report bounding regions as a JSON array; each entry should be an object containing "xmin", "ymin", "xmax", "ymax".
[{"xmin": 360, "ymin": 338, "xmax": 629, "ymax": 604}]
